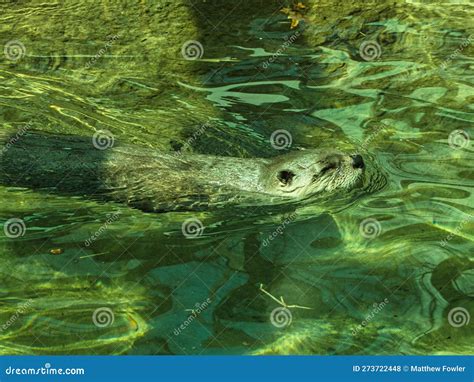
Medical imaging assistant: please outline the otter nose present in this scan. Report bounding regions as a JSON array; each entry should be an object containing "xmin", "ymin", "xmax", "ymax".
[{"xmin": 351, "ymin": 154, "xmax": 365, "ymax": 169}]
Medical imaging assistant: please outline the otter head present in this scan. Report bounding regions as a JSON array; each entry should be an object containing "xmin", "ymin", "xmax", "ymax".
[{"xmin": 262, "ymin": 150, "xmax": 365, "ymax": 198}]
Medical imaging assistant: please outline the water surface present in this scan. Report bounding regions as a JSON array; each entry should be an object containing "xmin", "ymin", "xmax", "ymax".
[{"xmin": 0, "ymin": 0, "xmax": 472, "ymax": 355}]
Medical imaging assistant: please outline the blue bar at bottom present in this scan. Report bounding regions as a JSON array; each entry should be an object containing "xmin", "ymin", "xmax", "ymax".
[{"xmin": 0, "ymin": 356, "xmax": 472, "ymax": 382}]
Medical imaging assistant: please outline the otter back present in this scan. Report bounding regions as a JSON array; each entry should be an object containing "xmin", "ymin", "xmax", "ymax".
[{"xmin": 0, "ymin": 131, "xmax": 269, "ymax": 212}]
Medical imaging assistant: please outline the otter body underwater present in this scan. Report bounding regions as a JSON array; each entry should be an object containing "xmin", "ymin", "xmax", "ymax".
[{"xmin": 0, "ymin": 131, "xmax": 371, "ymax": 212}]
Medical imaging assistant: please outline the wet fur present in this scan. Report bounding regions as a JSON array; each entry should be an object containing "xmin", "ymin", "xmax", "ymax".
[{"xmin": 0, "ymin": 131, "xmax": 364, "ymax": 212}]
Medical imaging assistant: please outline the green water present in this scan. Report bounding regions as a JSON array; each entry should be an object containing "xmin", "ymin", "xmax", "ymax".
[{"xmin": 0, "ymin": 0, "xmax": 473, "ymax": 355}]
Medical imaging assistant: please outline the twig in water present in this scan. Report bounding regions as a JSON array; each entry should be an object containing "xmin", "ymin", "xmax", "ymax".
[{"xmin": 259, "ymin": 283, "xmax": 312, "ymax": 310}]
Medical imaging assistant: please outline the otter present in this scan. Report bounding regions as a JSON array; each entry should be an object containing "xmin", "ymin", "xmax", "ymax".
[{"xmin": 0, "ymin": 131, "xmax": 366, "ymax": 212}]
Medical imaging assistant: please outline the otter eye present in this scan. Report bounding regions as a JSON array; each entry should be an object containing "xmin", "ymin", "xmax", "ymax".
[{"xmin": 277, "ymin": 170, "xmax": 295, "ymax": 186}]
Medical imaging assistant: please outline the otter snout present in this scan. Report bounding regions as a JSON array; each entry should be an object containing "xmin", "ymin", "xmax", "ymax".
[{"xmin": 351, "ymin": 154, "xmax": 365, "ymax": 169}]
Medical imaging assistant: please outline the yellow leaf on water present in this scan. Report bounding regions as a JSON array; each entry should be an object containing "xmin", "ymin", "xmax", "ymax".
[
  {"xmin": 296, "ymin": 2, "xmax": 307, "ymax": 9},
  {"xmin": 290, "ymin": 18, "xmax": 300, "ymax": 29},
  {"xmin": 280, "ymin": 2, "xmax": 308, "ymax": 30}
]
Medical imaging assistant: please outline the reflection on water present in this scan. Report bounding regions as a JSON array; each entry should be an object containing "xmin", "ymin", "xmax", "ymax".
[{"xmin": 0, "ymin": 1, "xmax": 472, "ymax": 354}]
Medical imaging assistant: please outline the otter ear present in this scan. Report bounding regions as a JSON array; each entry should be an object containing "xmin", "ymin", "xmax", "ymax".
[{"xmin": 277, "ymin": 170, "xmax": 295, "ymax": 186}]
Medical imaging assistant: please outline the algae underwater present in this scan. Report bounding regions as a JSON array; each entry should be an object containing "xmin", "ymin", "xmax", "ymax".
[{"xmin": 0, "ymin": 0, "xmax": 472, "ymax": 358}]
